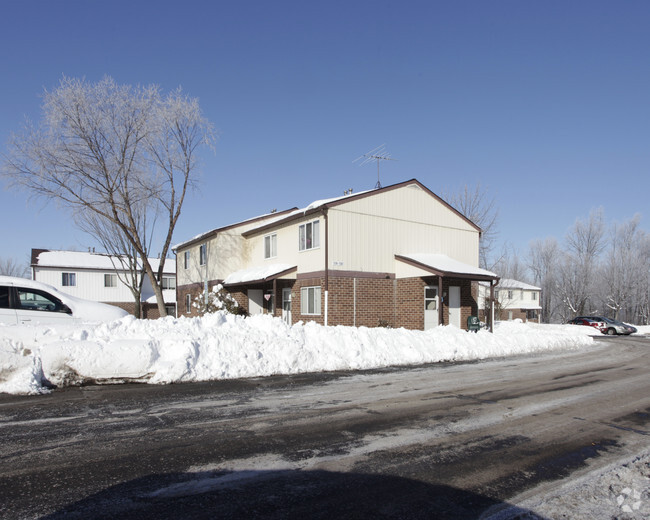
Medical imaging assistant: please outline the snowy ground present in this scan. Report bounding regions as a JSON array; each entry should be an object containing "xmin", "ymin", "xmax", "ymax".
[{"xmin": 1, "ymin": 315, "xmax": 648, "ymax": 518}]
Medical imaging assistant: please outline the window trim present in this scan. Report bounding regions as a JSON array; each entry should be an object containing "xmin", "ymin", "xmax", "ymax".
[
  {"xmin": 104, "ymin": 273, "xmax": 117, "ymax": 288},
  {"xmin": 264, "ymin": 233, "xmax": 278, "ymax": 259},
  {"xmin": 298, "ymin": 220, "xmax": 320, "ymax": 252},
  {"xmin": 184, "ymin": 250, "xmax": 190, "ymax": 270},
  {"xmin": 199, "ymin": 244, "xmax": 207, "ymax": 266},
  {"xmin": 161, "ymin": 276, "xmax": 176, "ymax": 290},
  {"xmin": 62, "ymin": 272, "xmax": 76, "ymax": 287},
  {"xmin": 185, "ymin": 293, "xmax": 192, "ymax": 313},
  {"xmin": 300, "ymin": 286, "xmax": 321, "ymax": 315}
]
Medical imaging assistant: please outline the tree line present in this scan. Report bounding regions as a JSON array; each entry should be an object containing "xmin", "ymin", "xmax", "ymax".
[{"xmin": 495, "ymin": 209, "xmax": 649, "ymax": 325}]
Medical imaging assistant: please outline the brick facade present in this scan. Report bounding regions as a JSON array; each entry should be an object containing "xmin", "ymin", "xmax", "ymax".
[{"xmin": 177, "ymin": 274, "xmax": 480, "ymax": 331}]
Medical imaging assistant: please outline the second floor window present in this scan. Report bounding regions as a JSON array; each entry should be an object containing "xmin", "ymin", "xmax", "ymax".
[
  {"xmin": 184, "ymin": 251, "xmax": 190, "ymax": 269},
  {"xmin": 104, "ymin": 274, "xmax": 117, "ymax": 287},
  {"xmin": 299, "ymin": 220, "xmax": 320, "ymax": 251},
  {"xmin": 264, "ymin": 234, "xmax": 277, "ymax": 259},
  {"xmin": 162, "ymin": 276, "xmax": 176, "ymax": 290},
  {"xmin": 62, "ymin": 272, "xmax": 76, "ymax": 287},
  {"xmin": 532, "ymin": 292, "xmax": 538, "ymax": 300},
  {"xmin": 199, "ymin": 244, "xmax": 206, "ymax": 266}
]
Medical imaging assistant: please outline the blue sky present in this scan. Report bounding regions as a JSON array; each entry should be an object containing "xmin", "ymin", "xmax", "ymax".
[{"xmin": 1, "ymin": 0, "xmax": 648, "ymax": 268}]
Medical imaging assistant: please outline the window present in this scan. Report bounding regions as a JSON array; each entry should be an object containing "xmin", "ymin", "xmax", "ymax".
[
  {"xmin": 199, "ymin": 244, "xmax": 206, "ymax": 266},
  {"xmin": 507, "ymin": 290, "xmax": 513, "ymax": 299},
  {"xmin": 162, "ymin": 276, "xmax": 176, "ymax": 290},
  {"xmin": 185, "ymin": 294, "xmax": 192, "ymax": 313},
  {"xmin": 17, "ymin": 289, "xmax": 64, "ymax": 313},
  {"xmin": 532, "ymin": 292, "xmax": 538, "ymax": 301},
  {"xmin": 184, "ymin": 251, "xmax": 190, "ymax": 270},
  {"xmin": 0, "ymin": 287, "xmax": 9, "ymax": 308},
  {"xmin": 104, "ymin": 274, "xmax": 117, "ymax": 288},
  {"xmin": 299, "ymin": 220, "xmax": 320, "ymax": 251},
  {"xmin": 62, "ymin": 272, "xmax": 76, "ymax": 287},
  {"xmin": 520, "ymin": 290, "xmax": 524, "ymax": 299},
  {"xmin": 264, "ymin": 233, "xmax": 277, "ymax": 259},
  {"xmin": 165, "ymin": 304, "xmax": 176, "ymax": 316},
  {"xmin": 300, "ymin": 286, "xmax": 321, "ymax": 315},
  {"xmin": 494, "ymin": 290, "xmax": 499, "ymax": 299}
]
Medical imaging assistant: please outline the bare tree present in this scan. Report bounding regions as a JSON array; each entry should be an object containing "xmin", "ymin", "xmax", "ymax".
[
  {"xmin": 527, "ymin": 237, "xmax": 559, "ymax": 323},
  {"xmin": 77, "ymin": 210, "xmax": 154, "ymax": 318},
  {"xmin": 559, "ymin": 209, "xmax": 606, "ymax": 317},
  {"xmin": 2, "ymin": 76, "xmax": 215, "ymax": 316},
  {"xmin": 0, "ymin": 257, "xmax": 29, "ymax": 278},
  {"xmin": 443, "ymin": 183, "xmax": 499, "ymax": 269}
]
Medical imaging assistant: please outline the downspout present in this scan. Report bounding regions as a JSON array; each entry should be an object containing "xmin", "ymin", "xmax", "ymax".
[
  {"xmin": 438, "ymin": 276, "xmax": 443, "ymax": 326},
  {"xmin": 323, "ymin": 208, "xmax": 329, "ymax": 326}
]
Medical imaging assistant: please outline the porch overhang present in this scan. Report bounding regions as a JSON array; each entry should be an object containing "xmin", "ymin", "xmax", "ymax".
[
  {"xmin": 395, "ymin": 253, "xmax": 499, "ymax": 282},
  {"xmin": 396, "ymin": 253, "xmax": 500, "ymax": 332},
  {"xmin": 223, "ymin": 264, "xmax": 297, "ymax": 287}
]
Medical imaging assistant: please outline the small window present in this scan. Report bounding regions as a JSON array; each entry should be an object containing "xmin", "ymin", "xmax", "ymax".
[
  {"xmin": 162, "ymin": 276, "xmax": 176, "ymax": 290},
  {"xmin": 199, "ymin": 244, "xmax": 206, "ymax": 266},
  {"xmin": 62, "ymin": 272, "xmax": 76, "ymax": 287},
  {"xmin": 165, "ymin": 304, "xmax": 176, "ymax": 316},
  {"xmin": 300, "ymin": 286, "xmax": 321, "ymax": 315},
  {"xmin": 185, "ymin": 294, "xmax": 192, "ymax": 313},
  {"xmin": 507, "ymin": 290, "xmax": 513, "ymax": 299},
  {"xmin": 264, "ymin": 234, "xmax": 277, "ymax": 259},
  {"xmin": 532, "ymin": 292, "xmax": 538, "ymax": 300},
  {"xmin": 299, "ymin": 220, "xmax": 320, "ymax": 251},
  {"xmin": 184, "ymin": 251, "xmax": 190, "ymax": 270},
  {"xmin": 104, "ymin": 274, "xmax": 117, "ymax": 288},
  {"xmin": 520, "ymin": 290, "xmax": 524, "ymax": 299}
]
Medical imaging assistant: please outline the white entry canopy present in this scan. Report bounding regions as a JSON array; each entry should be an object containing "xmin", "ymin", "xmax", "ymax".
[
  {"xmin": 395, "ymin": 254, "xmax": 499, "ymax": 282},
  {"xmin": 223, "ymin": 264, "xmax": 296, "ymax": 287}
]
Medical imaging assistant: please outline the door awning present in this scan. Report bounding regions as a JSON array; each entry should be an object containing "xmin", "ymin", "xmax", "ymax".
[
  {"xmin": 223, "ymin": 264, "xmax": 297, "ymax": 287},
  {"xmin": 395, "ymin": 254, "xmax": 499, "ymax": 282}
]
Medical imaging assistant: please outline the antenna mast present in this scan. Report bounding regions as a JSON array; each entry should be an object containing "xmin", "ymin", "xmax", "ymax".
[{"xmin": 353, "ymin": 144, "xmax": 396, "ymax": 188}]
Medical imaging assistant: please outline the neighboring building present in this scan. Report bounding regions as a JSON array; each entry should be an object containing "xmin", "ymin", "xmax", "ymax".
[
  {"xmin": 31, "ymin": 249, "xmax": 176, "ymax": 319},
  {"xmin": 173, "ymin": 179, "xmax": 499, "ymax": 331},
  {"xmin": 479, "ymin": 278, "xmax": 542, "ymax": 323}
]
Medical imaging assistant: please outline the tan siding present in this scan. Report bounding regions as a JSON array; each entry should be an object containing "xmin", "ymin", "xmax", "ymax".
[{"xmin": 328, "ymin": 184, "xmax": 480, "ymax": 273}]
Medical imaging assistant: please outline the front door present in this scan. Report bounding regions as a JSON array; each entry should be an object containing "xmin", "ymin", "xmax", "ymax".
[
  {"xmin": 449, "ymin": 285, "xmax": 461, "ymax": 328},
  {"xmin": 424, "ymin": 286, "xmax": 439, "ymax": 329},
  {"xmin": 248, "ymin": 289, "xmax": 264, "ymax": 315},
  {"xmin": 282, "ymin": 288, "xmax": 292, "ymax": 325}
]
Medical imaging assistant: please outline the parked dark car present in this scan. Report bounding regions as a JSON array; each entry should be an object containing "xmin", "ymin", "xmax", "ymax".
[
  {"xmin": 581, "ymin": 316, "xmax": 637, "ymax": 335},
  {"xmin": 567, "ymin": 317, "xmax": 607, "ymax": 334}
]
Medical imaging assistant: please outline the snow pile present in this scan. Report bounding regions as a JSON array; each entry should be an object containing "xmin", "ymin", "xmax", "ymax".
[{"xmin": 0, "ymin": 315, "xmax": 600, "ymax": 395}]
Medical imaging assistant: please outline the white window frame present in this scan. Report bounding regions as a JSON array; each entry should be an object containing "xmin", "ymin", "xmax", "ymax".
[
  {"xmin": 532, "ymin": 291, "xmax": 538, "ymax": 301},
  {"xmin": 104, "ymin": 273, "xmax": 117, "ymax": 288},
  {"xmin": 264, "ymin": 233, "xmax": 277, "ymax": 259},
  {"xmin": 300, "ymin": 286, "xmax": 321, "ymax": 315},
  {"xmin": 62, "ymin": 272, "xmax": 76, "ymax": 287},
  {"xmin": 298, "ymin": 220, "xmax": 320, "ymax": 251},
  {"xmin": 199, "ymin": 244, "xmax": 206, "ymax": 266},
  {"xmin": 184, "ymin": 251, "xmax": 190, "ymax": 270},
  {"xmin": 162, "ymin": 276, "xmax": 176, "ymax": 290},
  {"xmin": 185, "ymin": 293, "xmax": 192, "ymax": 313}
]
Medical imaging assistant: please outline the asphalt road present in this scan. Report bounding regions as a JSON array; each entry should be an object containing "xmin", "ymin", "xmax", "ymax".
[{"xmin": 1, "ymin": 335, "xmax": 648, "ymax": 519}]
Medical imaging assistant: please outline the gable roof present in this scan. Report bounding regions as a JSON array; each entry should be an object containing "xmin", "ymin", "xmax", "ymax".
[
  {"xmin": 172, "ymin": 207, "xmax": 299, "ymax": 251},
  {"xmin": 243, "ymin": 179, "xmax": 481, "ymax": 237},
  {"xmin": 496, "ymin": 278, "xmax": 541, "ymax": 291},
  {"xmin": 32, "ymin": 249, "xmax": 176, "ymax": 274}
]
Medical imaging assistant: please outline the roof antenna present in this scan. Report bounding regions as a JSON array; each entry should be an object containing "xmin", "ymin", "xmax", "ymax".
[{"xmin": 353, "ymin": 144, "xmax": 396, "ymax": 188}]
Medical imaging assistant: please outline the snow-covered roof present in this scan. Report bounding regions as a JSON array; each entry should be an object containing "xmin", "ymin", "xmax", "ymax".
[
  {"xmin": 223, "ymin": 264, "xmax": 296, "ymax": 286},
  {"xmin": 244, "ymin": 190, "xmax": 372, "ymax": 235},
  {"xmin": 144, "ymin": 290, "xmax": 177, "ymax": 305},
  {"xmin": 397, "ymin": 253, "xmax": 499, "ymax": 280},
  {"xmin": 497, "ymin": 278, "xmax": 541, "ymax": 291},
  {"xmin": 33, "ymin": 250, "xmax": 175, "ymax": 274}
]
